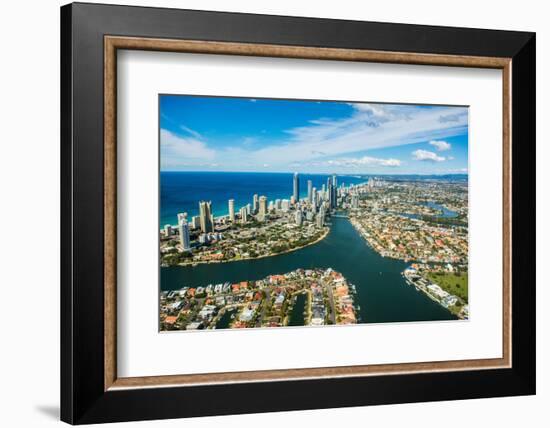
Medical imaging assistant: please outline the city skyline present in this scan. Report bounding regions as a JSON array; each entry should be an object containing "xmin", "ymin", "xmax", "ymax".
[
  {"xmin": 160, "ymin": 95, "xmax": 468, "ymax": 175},
  {"xmin": 163, "ymin": 172, "xmax": 383, "ymax": 228},
  {"xmin": 160, "ymin": 170, "xmax": 469, "ymax": 330}
]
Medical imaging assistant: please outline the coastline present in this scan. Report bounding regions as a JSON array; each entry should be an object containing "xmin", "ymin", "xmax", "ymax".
[{"xmin": 172, "ymin": 226, "xmax": 330, "ymax": 268}]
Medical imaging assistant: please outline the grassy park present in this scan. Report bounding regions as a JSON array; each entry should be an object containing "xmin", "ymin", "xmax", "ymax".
[{"xmin": 426, "ymin": 271, "xmax": 468, "ymax": 303}]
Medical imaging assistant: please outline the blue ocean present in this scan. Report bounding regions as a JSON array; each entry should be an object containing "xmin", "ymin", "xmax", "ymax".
[{"xmin": 160, "ymin": 171, "xmax": 367, "ymax": 227}]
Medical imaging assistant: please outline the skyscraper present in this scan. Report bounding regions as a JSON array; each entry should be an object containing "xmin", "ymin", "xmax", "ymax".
[
  {"xmin": 228, "ymin": 199, "xmax": 235, "ymax": 222},
  {"xmin": 253, "ymin": 194, "xmax": 259, "ymax": 214},
  {"xmin": 295, "ymin": 209, "xmax": 303, "ymax": 226},
  {"xmin": 281, "ymin": 199, "xmax": 290, "ymax": 212},
  {"xmin": 351, "ymin": 194, "xmax": 359, "ymax": 209},
  {"xmin": 178, "ymin": 220, "xmax": 191, "ymax": 251},
  {"xmin": 258, "ymin": 195, "xmax": 268, "ymax": 220},
  {"xmin": 326, "ymin": 177, "xmax": 332, "ymax": 207},
  {"xmin": 240, "ymin": 206, "xmax": 248, "ymax": 223},
  {"xmin": 198, "ymin": 201, "xmax": 213, "ymax": 233},
  {"xmin": 307, "ymin": 180, "xmax": 313, "ymax": 203},
  {"xmin": 316, "ymin": 205, "xmax": 325, "ymax": 227},
  {"xmin": 293, "ymin": 172, "xmax": 300, "ymax": 202},
  {"xmin": 177, "ymin": 212, "xmax": 187, "ymax": 224},
  {"xmin": 164, "ymin": 224, "xmax": 172, "ymax": 237},
  {"xmin": 331, "ymin": 175, "xmax": 337, "ymax": 209}
]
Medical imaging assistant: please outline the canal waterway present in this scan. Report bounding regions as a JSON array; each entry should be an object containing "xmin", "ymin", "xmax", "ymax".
[{"xmin": 161, "ymin": 217, "xmax": 456, "ymax": 324}]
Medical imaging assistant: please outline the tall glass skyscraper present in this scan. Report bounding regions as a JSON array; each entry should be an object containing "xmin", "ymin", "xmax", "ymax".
[
  {"xmin": 178, "ymin": 220, "xmax": 191, "ymax": 250},
  {"xmin": 331, "ymin": 175, "xmax": 338, "ymax": 209},
  {"xmin": 253, "ymin": 194, "xmax": 259, "ymax": 214},
  {"xmin": 293, "ymin": 172, "xmax": 300, "ymax": 202}
]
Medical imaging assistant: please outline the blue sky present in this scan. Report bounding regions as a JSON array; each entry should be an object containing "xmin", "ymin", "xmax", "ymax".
[{"xmin": 160, "ymin": 95, "xmax": 468, "ymax": 174}]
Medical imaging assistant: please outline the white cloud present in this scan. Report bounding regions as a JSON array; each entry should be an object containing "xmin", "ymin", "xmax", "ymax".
[
  {"xmin": 249, "ymin": 104, "xmax": 467, "ymax": 165},
  {"xmin": 309, "ymin": 156, "xmax": 402, "ymax": 168},
  {"xmin": 242, "ymin": 137, "xmax": 257, "ymax": 146},
  {"xmin": 179, "ymin": 125, "xmax": 203, "ymax": 140},
  {"xmin": 429, "ymin": 140, "xmax": 451, "ymax": 151},
  {"xmin": 160, "ymin": 103, "xmax": 467, "ymax": 172},
  {"xmin": 160, "ymin": 129, "xmax": 216, "ymax": 160},
  {"xmin": 439, "ymin": 111, "xmax": 467, "ymax": 123},
  {"xmin": 412, "ymin": 149, "xmax": 446, "ymax": 162}
]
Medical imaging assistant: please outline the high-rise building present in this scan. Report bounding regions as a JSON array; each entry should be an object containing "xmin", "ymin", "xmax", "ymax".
[
  {"xmin": 351, "ymin": 194, "xmax": 359, "ymax": 209},
  {"xmin": 281, "ymin": 199, "xmax": 290, "ymax": 212},
  {"xmin": 239, "ymin": 206, "xmax": 248, "ymax": 223},
  {"xmin": 228, "ymin": 199, "xmax": 235, "ymax": 222},
  {"xmin": 246, "ymin": 203, "xmax": 252, "ymax": 215},
  {"xmin": 258, "ymin": 195, "xmax": 268, "ymax": 220},
  {"xmin": 178, "ymin": 220, "xmax": 191, "ymax": 251},
  {"xmin": 177, "ymin": 212, "xmax": 187, "ymax": 224},
  {"xmin": 330, "ymin": 175, "xmax": 337, "ymax": 209},
  {"xmin": 312, "ymin": 187, "xmax": 317, "ymax": 205},
  {"xmin": 164, "ymin": 224, "xmax": 172, "ymax": 237},
  {"xmin": 317, "ymin": 205, "xmax": 326, "ymax": 227},
  {"xmin": 293, "ymin": 172, "xmax": 300, "ymax": 202},
  {"xmin": 198, "ymin": 201, "xmax": 213, "ymax": 233},
  {"xmin": 191, "ymin": 216, "xmax": 200, "ymax": 229},
  {"xmin": 253, "ymin": 194, "xmax": 259, "ymax": 214},
  {"xmin": 307, "ymin": 180, "xmax": 313, "ymax": 203},
  {"xmin": 326, "ymin": 177, "xmax": 333, "ymax": 208},
  {"xmin": 275, "ymin": 199, "xmax": 282, "ymax": 210},
  {"xmin": 295, "ymin": 210, "xmax": 303, "ymax": 226}
]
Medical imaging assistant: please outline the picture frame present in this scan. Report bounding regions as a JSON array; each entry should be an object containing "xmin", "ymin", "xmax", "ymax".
[{"xmin": 61, "ymin": 2, "xmax": 535, "ymax": 424}]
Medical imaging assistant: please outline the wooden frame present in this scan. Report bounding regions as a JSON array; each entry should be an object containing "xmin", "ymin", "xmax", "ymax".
[
  {"xmin": 104, "ymin": 36, "xmax": 513, "ymax": 390},
  {"xmin": 62, "ymin": 2, "xmax": 535, "ymax": 424}
]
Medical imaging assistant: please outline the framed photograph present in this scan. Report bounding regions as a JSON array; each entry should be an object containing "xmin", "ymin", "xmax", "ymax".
[{"xmin": 61, "ymin": 2, "xmax": 536, "ymax": 424}]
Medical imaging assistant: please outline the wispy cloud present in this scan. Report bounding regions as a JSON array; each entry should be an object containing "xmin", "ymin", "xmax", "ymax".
[
  {"xmin": 242, "ymin": 137, "xmax": 257, "ymax": 147},
  {"xmin": 327, "ymin": 156, "xmax": 401, "ymax": 167},
  {"xmin": 160, "ymin": 129, "xmax": 216, "ymax": 168},
  {"xmin": 429, "ymin": 140, "xmax": 451, "ymax": 151},
  {"xmin": 247, "ymin": 104, "xmax": 467, "ymax": 165},
  {"xmin": 160, "ymin": 100, "xmax": 468, "ymax": 173},
  {"xmin": 179, "ymin": 125, "xmax": 203, "ymax": 140},
  {"xmin": 412, "ymin": 149, "xmax": 446, "ymax": 162},
  {"xmin": 290, "ymin": 155, "xmax": 401, "ymax": 170},
  {"xmin": 439, "ymin": 111, "xmax": 467, "ymax": 123}
]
